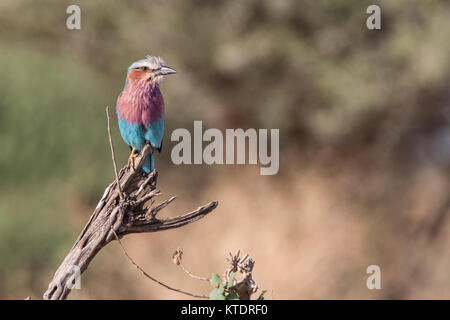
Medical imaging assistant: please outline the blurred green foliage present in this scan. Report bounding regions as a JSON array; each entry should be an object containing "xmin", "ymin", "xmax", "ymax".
[
  {"xmin": 0, "ymin": 49, "xmax": 116, "ymax": 295},
  {"xmin": 0, "ymin": 0, "xmax": 448, "ymax": 298}
]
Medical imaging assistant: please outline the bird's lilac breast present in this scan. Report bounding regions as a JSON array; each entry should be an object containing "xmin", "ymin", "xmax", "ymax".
[{"xmin": 116, "ymin": 81, "xmax": 164, "ymax": 126}]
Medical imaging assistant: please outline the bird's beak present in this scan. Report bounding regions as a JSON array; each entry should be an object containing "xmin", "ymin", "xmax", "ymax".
[{"xmin": 155, "ymin": 66, "xmax": 176, "ymax": 76}]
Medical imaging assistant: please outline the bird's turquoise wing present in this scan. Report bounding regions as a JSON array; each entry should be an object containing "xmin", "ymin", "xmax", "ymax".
[{"xmin": 144, "ymin": 116, "xmax": 164, "ymax": 150}]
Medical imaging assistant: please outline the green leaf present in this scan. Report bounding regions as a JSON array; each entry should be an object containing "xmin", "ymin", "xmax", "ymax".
[
  {"xmin": 226, "ymin": 272, "xmax": 236, "ymax": 288},
  {"xmin": 210, "ymin": 273, "xmax": 222, "ymax": 288},
  {"xmin": 209, "ymin": 287, "xmax": 225, "ymax": 300},
  {"xmin": 225, "ymin": 291, "xmax": 239, "ymax": 300},
  {"xmin": 257, "ymin": 290, "xmax": 267, "ymax": 300}
]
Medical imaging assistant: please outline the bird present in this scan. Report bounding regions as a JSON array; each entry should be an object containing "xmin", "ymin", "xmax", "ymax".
[{"xmin": 115, "ymin": 56, "xmax": 176, "ymax": 173}]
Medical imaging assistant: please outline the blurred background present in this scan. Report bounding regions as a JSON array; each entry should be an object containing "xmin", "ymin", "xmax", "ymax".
[{"xmin": 0, "ymin": 0, "xmax": 449, "ymax": 299}]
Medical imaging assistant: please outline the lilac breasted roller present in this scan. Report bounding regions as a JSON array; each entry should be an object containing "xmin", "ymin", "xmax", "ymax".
[{"xmin": 115, "ymin": 56, "xmax": 176, "ymax": 173}]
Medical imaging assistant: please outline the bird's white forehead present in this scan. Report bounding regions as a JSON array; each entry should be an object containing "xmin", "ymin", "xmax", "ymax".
[{"xmin": 129, "ymin": 56, "xmax": 165, "ymax": 70}]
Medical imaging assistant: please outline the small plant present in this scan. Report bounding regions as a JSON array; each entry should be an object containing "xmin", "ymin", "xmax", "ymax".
[
  {"xmin": 173, "ymin": 249, "xmax": 266, "ymax": 300},
  {"xmin": 209, "ymin": 272, "xmax": 238, "ymax": 300}
]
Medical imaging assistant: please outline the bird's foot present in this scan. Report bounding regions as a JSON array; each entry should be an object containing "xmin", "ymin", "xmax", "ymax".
[{"xmin": 127, "ymin": 148, "xmax": 139, "ymax": 170}]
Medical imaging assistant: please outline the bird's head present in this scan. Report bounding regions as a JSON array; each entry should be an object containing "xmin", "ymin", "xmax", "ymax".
[{"xmin": 125, "ymin": 56, "xmax": 176, "ymax": 87}]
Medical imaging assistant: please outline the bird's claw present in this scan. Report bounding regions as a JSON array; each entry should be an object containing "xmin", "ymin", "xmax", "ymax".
[{"xmin": 127, "ymin": 148, "xmax": 139, "ymax": 170}]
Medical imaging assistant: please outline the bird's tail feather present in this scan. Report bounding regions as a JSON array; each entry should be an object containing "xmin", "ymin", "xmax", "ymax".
[{"xmin": 142, "ymin": 151, "xmax": 154, "ymax": 174}]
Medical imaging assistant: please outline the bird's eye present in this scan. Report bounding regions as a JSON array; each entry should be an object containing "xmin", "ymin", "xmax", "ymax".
[{"xmin": 140, "ymin": 66, "xmax": 149, "ymax": 71}]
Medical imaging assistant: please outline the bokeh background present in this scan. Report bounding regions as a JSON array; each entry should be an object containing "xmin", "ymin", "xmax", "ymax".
[{"xmin": 0, "ymin": 0, "xmax": 449, "ymax": 299}]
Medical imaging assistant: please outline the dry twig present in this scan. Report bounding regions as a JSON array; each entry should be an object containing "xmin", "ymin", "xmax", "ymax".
[
  {"xmin": 106, "ymin": 106, "xmax": 124, "ymax": 202},
  {"xmin": 172, "ymin": 248, "xmax": 210, "ymax": 282},
  {"xmin": 111, "ymin": 229, "xmax": 208, "ymax": 299}
]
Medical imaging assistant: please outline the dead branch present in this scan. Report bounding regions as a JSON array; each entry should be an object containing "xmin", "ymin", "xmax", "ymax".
[{"xmin": 43, "ymin": 108, "xmax": 218, "ymax": 300}]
